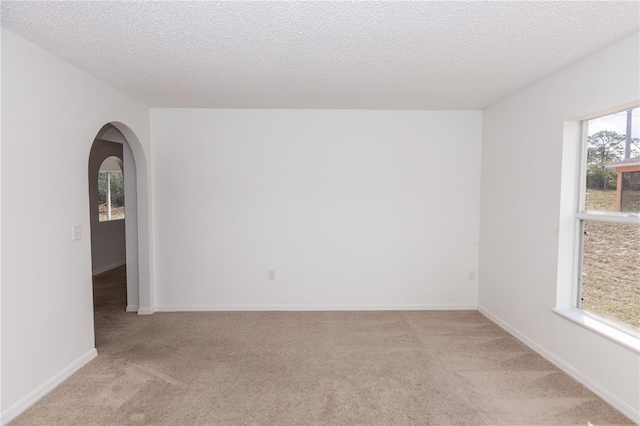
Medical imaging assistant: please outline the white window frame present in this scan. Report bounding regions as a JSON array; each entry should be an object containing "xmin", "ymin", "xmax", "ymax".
[{"xmin": 554, "ymin": 108, "xmax": 640, "ymax": 353}]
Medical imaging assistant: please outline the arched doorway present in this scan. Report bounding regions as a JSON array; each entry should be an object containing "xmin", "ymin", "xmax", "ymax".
[
  {"xmin": 108, "ymin": 121, "xmax": 154, "ymax": 316},
  {"xmin": 87, "ymin": 121, "xmax": 153, "ymax": 348},
  {"xmin": 89, "ymin": 124, "xmax": 137, "ymax": 312}
]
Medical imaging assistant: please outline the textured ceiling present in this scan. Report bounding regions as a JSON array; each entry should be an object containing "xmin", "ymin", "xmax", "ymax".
[{"xmin": 2, "ymin": 1, "xmax": 639, "ymax": 109}]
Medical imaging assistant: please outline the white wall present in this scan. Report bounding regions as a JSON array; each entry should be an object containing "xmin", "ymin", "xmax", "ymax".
[
  {"xmin": 88, "ymin": 139, "xmax": 126, "ymax": 275},
  {"xmin": 0, "ymin": 29, "xmax": 151, "ymax": 421},
  {"xmin": 123, "ymin": 140, "xmax": 140, "ymax": 311},
  {"xmin": 479, "ymin": 33, "xmax": 640, "ymax": 421},
  {"xmin": 151, "ymin": 109, "xmax": 482, "ymax": 310}
]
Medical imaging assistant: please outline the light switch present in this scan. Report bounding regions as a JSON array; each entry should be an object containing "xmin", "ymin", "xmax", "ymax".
[{"xmin": 73, "ymin": 225, "xmax": 81, "ymax": 241}]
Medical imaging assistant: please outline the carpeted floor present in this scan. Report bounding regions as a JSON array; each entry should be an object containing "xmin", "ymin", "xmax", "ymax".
[{"xmin": 12, "ymin": 265, "xmax": 633, "ymax": 425}]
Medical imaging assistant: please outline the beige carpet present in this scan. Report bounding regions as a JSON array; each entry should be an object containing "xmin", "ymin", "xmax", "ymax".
[{"xmin": 12, "ymin": 266, "xmax": 633, "ymax": 425}]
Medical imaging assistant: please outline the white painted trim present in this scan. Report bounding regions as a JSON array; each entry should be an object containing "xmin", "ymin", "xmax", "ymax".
[
  {"xmin": 1, "ymin": 348, "xmax": 98, "ymax": 425},
  {"xmin": 478, "ymin": 305, "xmax": 639, "ymax": 424},
  {"xmin": 137, "ymin": 306, "xmax": 155, "ymax": 315},
  {"xmin": 577, "ymin": 212, "xmax": 640, "ymax": 225},
  {"xmin": 126, "ymin": 304, "xmax": 139, "ymax": 313},
  {"xmin": 91, "ymin": 260, "xmax": 126, "ymax": 276},
  {"xmin": 553, "ymin": 308, "xmax": 640, "ymax": 352},
  {"xmin": 155, "ymin": 303, "xmax": 477, "ymax": 312}
]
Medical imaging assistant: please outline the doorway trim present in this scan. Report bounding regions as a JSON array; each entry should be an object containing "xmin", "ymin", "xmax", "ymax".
[{"xmin": 90, "ymin": 122, "xmax": 154, "ymax": 315}]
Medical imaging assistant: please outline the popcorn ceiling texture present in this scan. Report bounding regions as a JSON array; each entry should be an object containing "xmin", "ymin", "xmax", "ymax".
[{"xmin": 1, "ymin": 1, "xmax": 639, "ymax": 109}]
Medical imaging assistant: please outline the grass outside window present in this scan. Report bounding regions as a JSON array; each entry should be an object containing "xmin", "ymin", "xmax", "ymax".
[{"xmin": 580, "ymin": 190, "xmax": 639, "ymax": 332}]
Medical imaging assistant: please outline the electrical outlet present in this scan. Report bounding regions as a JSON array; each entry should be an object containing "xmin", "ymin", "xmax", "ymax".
[
  {"xmin": 268, "ymin": 270, "xmax": 276, "ymax": 280},
  {"xmin": 468, "ymin": 270, "xmax": 476, "ymax": 281}
]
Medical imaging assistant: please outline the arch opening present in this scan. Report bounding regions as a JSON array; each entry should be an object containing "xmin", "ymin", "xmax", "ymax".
[{"xmin": 87, "ymin": 121, "xmax": 153, "ymax": 349}]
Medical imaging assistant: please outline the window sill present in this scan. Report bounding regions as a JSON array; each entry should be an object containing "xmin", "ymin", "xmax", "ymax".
[{"xmin": 553, "ymin": 308, "xmax": 640, "ymax": 353}]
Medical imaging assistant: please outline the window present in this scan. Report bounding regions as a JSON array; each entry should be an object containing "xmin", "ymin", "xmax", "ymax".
[
  {"xmin": 576, "ymin": 108, "xmax": 639, "ymax": 334},
  {"xmin": 98, "ymin": 156, "xmax": 125, "ymax": 222}
]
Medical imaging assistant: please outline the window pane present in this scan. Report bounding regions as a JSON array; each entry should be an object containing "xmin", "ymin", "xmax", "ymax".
[
  {"xmin": 585, "ymin": 107, "xmax": 640, "ymax": 213},
  {"xmin": 98, "ymin": 172, "xmax": 109, "ymax": 221},
  {"xmin": 98, "ymin": 170, "xmax": 125, "ymax": 222},
  {"xmin": 581, "ymin": 221, "xmax": 640, "ymax": 332},
  {"xmin": 109, "ymin": 172, "xmax": 125, "ymax": 220}
]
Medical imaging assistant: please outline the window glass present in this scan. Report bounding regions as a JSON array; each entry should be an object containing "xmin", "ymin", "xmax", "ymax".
[
  {"xmin": 98, "ymin": 156, "xmax": 125, "ymax": 222},
  {"xmin": 580, "ymin": 221, "xmax": 639, "ymax": 332},
  {"xmin": 577, "ymin": 107, "xmax": 639, "ymax": 334},
  {"xmin": 584, "ymin": 108, "xmax": 640, "ymax": 214}
]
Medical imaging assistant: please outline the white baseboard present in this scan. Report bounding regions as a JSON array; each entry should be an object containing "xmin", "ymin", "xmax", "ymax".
[
  {"xmin": 137, "ymin": 306, "xmax": 155, "ymax": 315},
  {"xmin": 155, "ymin": 303, "xmax": 477, "ymax": 312},
  {"xmin": 478, "ymin": 305, "xmax": 639, "ymax": 424},
  {"xmin": 126, "ymin": 304, "xmax": 139, "ymax": 312},
  {"xmin": 1, "ymin": 348, "xmax": 98, "ymax": 425},
  {"xmin": 92, "ymin": 260, "xmax": 126, "ymax": 276}
]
